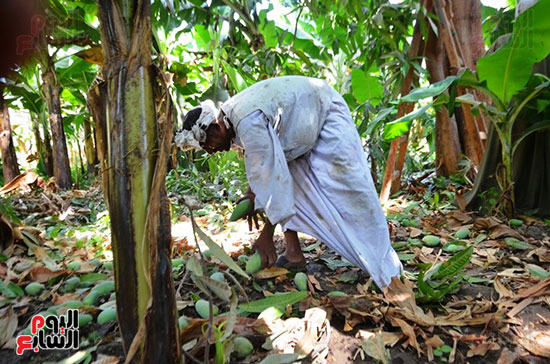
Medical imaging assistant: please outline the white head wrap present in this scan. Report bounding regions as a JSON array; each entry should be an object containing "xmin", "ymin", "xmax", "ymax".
[{"xmin": 175, "ymin": 100, "xmax": 218, "ymax": 150}]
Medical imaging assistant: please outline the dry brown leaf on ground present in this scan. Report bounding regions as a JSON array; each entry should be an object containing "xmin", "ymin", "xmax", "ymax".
[
  {"xmin": 264, "ymin": 308, "xmax": 330, "ymax": 364},
  {"xmin": 383, "ymin": 277, "xmax": 436, "ymax": 326},
  {"xmin": 408, "ymin": 227, "xmax": 422, "ymax": 238},
  {"xmin": 383, "ymin": 277, "xmax": 415, "ymax": 308},
  {"xmin": 42, "ymin": 178, "xmax": 58, "ymax": 193},
  {"xmin": 390, "ymin": 317, "xmax": 423, "ymax": 356},
  {"xmin": 180, "ymin": 316, "xmax": 272, "ymax": 347},
  {"xmin": 425, "ymin": 335, "xmax": 445, "ymax": 362},
  {"xmin": 52, "ymin": 293, "xmax": 81, "ymax": 305},
  {"xmin": 75, "ymin": 261, "xmax": 99, "ymax": 273},
  {"xmin": 69, "ymin": 189, "xmax": 89, "ymax": 198},
  {"xmin": 0, "ymin": 306, "xmax": 18, "ymax": 349},
  {"xmin": 466, "ymin": 342, "xmax": 500, "ymax": 357},
  {"xmin": 425, "ymin": 335, "xmax": 444, "ymax": 348},
  {"xmin": 385, "ymin": 306, "xmax": 437, "ymax": 327},
  {"xmin": 344, "ymin": 315, "xmax": 370, "ymax": 332},
  {"xmin": 474, "ymin": 217, "xmax": 503, "ymax": 230},
  {"xmin": 294, "ymin": 308, "xmax": 331, "ymax": 361},
  {"xmin": 326, "ymin": 295, "xmax": 353, "ymax": 318},
  {"xmin": 360, "ymin": 330, "xmax": 390, "ymax": 364},
  {"xmin": 497, "ymin": 348, "xmax": 520, "ymax": 364},
  {"xmin": 527, "ymin": 248, "xmax": 550, "ymax": 263},
  {"xmin": 254, "ymin": 267, "xmax": 289, "ymax": 279},
  {"xmin": 476, "ymin": 248, "xmax": 499, "ymax": 264},
  {"xmin": 507, "ymin": 297, "xmax": 535, "ymax": 319},
  {"xmin": 412, "ymin": 247, "xmax": 438, "ymax": 264},
  {"xmin": 29, "ymin": 266, "xmax": 69, "ymax": 283},
  {"xmin": 474, "ymin": 217, "xmax": 524, "ymax": 240},
  {"xmin": 0, "ymin": 171, "xmax": 40, "ymax": 195},
  {"xmin": 497, "ymin": 267, "xmax": 529, "ymax": 280},
  {"xmin": 357, "ymin": 330, "xmax": 402, "ymax": 348},
  {"xmin": 436, "ymin": 312, "xmax": 503, "ymax": 327},
  {"xmin": 308, "ymin": 274, "xmax": 323, "ymax": 291},
  {"xmin": 514, "ymin": 276, "xmax": 550, "ymax": 299},
  {"xmin": 447, "ymin": 210, "xmax": 474, "ymax": 226},
  {"xmin": 512, "ymin": 321, "xmax": 550, "ymax": 357},
  {"xmin": 30, "ymin": 245, "xmax": 58, "ymax": 268},
  {"xmin": 494, "ymin": 277, "xmax": 515, "ymax": 300}
]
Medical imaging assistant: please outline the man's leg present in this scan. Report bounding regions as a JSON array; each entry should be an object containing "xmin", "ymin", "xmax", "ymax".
[
  {"xmin": 253, "ymin": 220, "xmax": 278, "ymax": 268},
  {"xmin": 283, "ymin": 230, "xmax": 306, "ymax": 264},
  {"xmin": 281, "ymin": 93, "xmax": 402, "ymax": 287}
]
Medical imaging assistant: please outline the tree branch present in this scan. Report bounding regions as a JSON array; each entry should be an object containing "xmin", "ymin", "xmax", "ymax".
[
  {"xmin": 220, "ymin": 0, "xmax": 260, "ymax": 38},
  {"xmin": 48, "ymin": 35, "xmax": 96, "ymax": 48}
]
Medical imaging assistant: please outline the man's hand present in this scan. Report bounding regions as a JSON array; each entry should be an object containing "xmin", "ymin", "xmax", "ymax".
[{"xmin": 236, "ymin": 187, "xmax": 265, "ymax": 231}]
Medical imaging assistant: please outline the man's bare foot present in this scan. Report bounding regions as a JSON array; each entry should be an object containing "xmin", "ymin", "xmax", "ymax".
[{"xmin": 253, "ymin": 220, "xmax": 277, "ymax": 268}]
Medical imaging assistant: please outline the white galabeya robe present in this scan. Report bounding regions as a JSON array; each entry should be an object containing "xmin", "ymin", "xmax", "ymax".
[{"xmin": 221, "ymin": 76, "xmax": 402, "ymax": 288}]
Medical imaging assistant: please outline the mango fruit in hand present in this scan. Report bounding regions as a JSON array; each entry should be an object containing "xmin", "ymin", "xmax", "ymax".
[{"xmin": 230, "ymin": 199, "xmax": 252, "ymax": 221}]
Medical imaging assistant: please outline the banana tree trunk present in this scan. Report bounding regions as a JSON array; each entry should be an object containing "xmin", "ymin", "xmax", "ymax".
[
  {"xmin": 31, "ymin": 115, "xmax": 53, "ymax": 176},
  {"xmin": 425, "ymin": 0, "xmax": 487, "ymax": 176},
  {"xmin": 92, "ymin": 0, "xmax": 181, "ymax": 362},
  {"xmin": 0, "ymin": 85, "xmax": 20, "ymax": 183},
  {"xmin": 425, "ymin": 24, "xmax": 461, "ymax": 176},
  {"xmin": 41, "ymin": 61, "xmax": 72, "ymax": 189},
  {"xmin": 83, "ymin": 118, "xmax": 98, "ymax": 173},
  {"xmin": 40, "ymin": 114, "xmax": 55, "ymax": 177}
]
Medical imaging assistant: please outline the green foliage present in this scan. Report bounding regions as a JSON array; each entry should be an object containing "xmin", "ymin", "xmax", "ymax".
[
  {"xmin": 400, "ymin": 76, "xmax": 460, "ymax": 103},
  {"xmin": 5, "ymin": 0, "xmax": 436, "ymax": 199},
  {"xmin": 351, "ymin": 68, "xmax": 383, "ymax": 105},
  {"xmin": 481, "ymin": 6, "xmax": 515, "ymax": 46},
  {"xmin": 167, "ymin": 150, "xmax": 247, "ymax": 204},
  {"xmin": 0, "ymin": 197, "xmax": 21, "ymax": 225},
  {"xmin": 478, "ymin": 0, "xmax": 550, "ymax": 102},
  {"xmin": 394, "ymin": 65, "xmax": 549, "ymax": 216},
  {"xmin": 416, "ymin": 246, "xmax": 474, "ymax": 303},
  {"xmin": 239, "ymin": 291, "xmax": 308, "ymax": 313},
  {"xmin": 383, "ymin": 101, "xmax": 434, "ymax": 141},
  {"xmin": 192, "ymin": 219, "xmax": 250, "ymax": 279},
  {"xmin": 148, "ymin": 0, "xmax": 432, "ymax": 192}
]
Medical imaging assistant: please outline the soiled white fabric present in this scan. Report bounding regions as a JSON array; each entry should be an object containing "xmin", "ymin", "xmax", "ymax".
[
  {"xmin": 174, "ymin": 100, "xmax": 218, "ymax": 150},
  {"xmin": 231, "ymin": 79, "xmax": 402, "ymax": 288},
  {"xmin": 222, "ymin": 76, "xmax": 333, "ymax": 162}
]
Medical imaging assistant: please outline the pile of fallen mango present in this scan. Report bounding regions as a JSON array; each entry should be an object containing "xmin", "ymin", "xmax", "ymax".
[{"xmin": 0, "ymin": 186, "xmax": 549, "ymax": 363}]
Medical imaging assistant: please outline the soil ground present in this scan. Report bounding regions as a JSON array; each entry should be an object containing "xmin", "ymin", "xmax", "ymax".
[{"xmin": 1, "ymin": 185, "xmax": 549, "ymax": 363}]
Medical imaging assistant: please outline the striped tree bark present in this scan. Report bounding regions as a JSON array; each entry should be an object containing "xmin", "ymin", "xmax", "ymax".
[
  {"xmin": 0, "ymin": 84, "xmax": 20, "ymax": 184},
  {"xmin": 40, "ymin": 58, "xmax": 72, "ymax": 189},
  {"xmin": 90, "ymin": 0, "xmax": 181, "ymax": 362}
]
